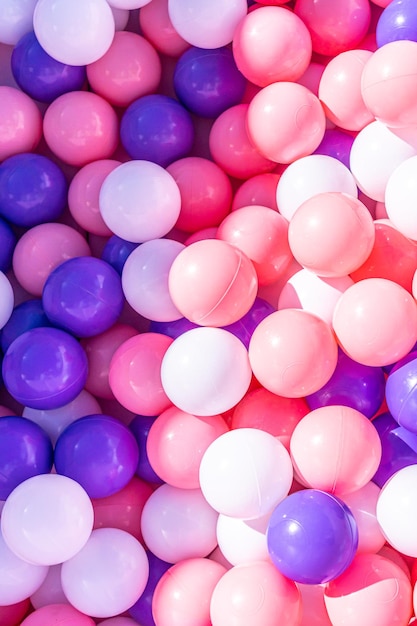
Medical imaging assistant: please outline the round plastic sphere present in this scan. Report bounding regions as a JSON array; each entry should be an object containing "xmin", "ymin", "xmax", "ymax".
[
  {"xmin": 210, "ymin": 560, "xmax": 302, "ymax": 626},
  {"xmin": 290, "ymin": 405, "xmax": 382, "ymax": 495},
  {"xmin": 0, "ymin": 153, "xmax": 67, "ymax": 228},
  {"xmin": 249, "ymin": 309, "xmax": 338, "ymax": 398},
  {"xmin": 68, "ymin": 160, "xmax": 121, "ymax": 237},
  {"xmin": 3, "ymin": 327, "xmax": 88, "ymax": 410},
  {"xmin": 33, "ymin": 0, "xmax": 115, "ymax": 66},
  {"xmin": 376, "ymin": 0, "xmax": 417, "ymax": 47},
  {"xmin": 102, "ymin": 236, "xmax": 138, "ymax": 275},
  {"xmin": 0, "ymin": 217, "xmax": 16, "ymax": 273},
  {"xmin": 109, "ymin": 332, "xmax": 174, "ymax": 416},
  {"xmin": 30, "ymin": 565, "xmax": 71, "ymax": 609},
  {"xmin": 0, "ymin": 598, "xmax": 31, "ymax": 626},
  {"xmin": 99, "ymin": 619, "xmax": 139, "ymax": 626},
  {"xmin": 314, "ymin": 128, "xmax": 355, "ymax": 169},
  {"xmin": 232, "ymin": 173, "xmax": 280, "ymax": 212},
  {"xmin": 12, "ymin": 224, "xmax": 91, "ymax": 297},
  {"xmin": 153, "ymin": 558, "xmax": 227, "ymax": 626},
  {"xmin": 199, "ymin": 428, "xmax": 293, "ymax": 519},
  {"xmin": 324, "ymin": 553, "xmax": 413, "ymax": 626},
  {"xmin": 129, "ymin": 551, "xmax": 172, "ymax": 626},
  {"xmin": 209, "ymin": 104, "xmax": 276, "ymax": 179},
  {"xmin": 43, "ymin": 91, "xmax": 119, "ymax": 167},
  {"xmin": 340, "ymin": 481, "xmax": 386, "ymax": 555},
  {"xmin": 246, "ymin": 81, "xmax": 326, "ymax": 164},
  {"xmin": 167, "ymin": 0, "xmax": 247, "ymax": 49},
  {"xmin": 233, "ymin": 6, "xmax": 311, "ymax": 87},
  {"xmin": 0, "ymin": 0, "xmax": 37, "ymax": 46},
  {"xmin": 147, "ymin": 407, "xmax": 228, "ymax": 489},
  {"xmin": 161, "ymin": 327, "xmax": 252, "ymax": 416},
  {"xmin": 372, "ymin": 412, "xmax": 417, "ymax": 487},
  {"xmin": 174, "ymin": 45, "xmax": 246, "ymax": 118},
  {"xmin": 87, "ymin": 31, "xmax": 162, "ymax": 108},
  {"xmin": 385, "ymin": 353, "xmax": 417, "ymax": 433},
  {"xmin": 20, "ymin": 604, "xmax": 95, "ymax": 626},
  {"xmin": 385, "ymin": 154, "xmax": 417, "ymax": 239},
  {"xmin": 267, "ymin": 489, "xmax": 358, "ymax": 584},
  {"xmin": 150, "ymin": 316, "xmax": 198, "ymax": 340},
  {"xmin": 42, "ymin": 256, "xmax": 124, "ymax": 338},
  {"xmin": 0, "ymin": 299, "xmax": 49, "ymax": 354},
  {"xmin": 0, "ymin": 86, "xmax": 42, "ymax": 161},
  {"xmin": 294, "ymin": 0, "xmax": 371, "ymax": 57},
  {"xmin": 129, "ymin": 416, "xmax": 164, "ymax": 485},
  {"xmin": 61, "ymin": 528, "xmax": 149, "ymax": 618},
  {"xmin": 168, "ymin": 239, "xmax": 258, "ymax": 326},
  {"xmin": 332, "ymin": 278, "xmax": 417, "ymax": 367},
  {"xmin": 140, "ymin": 484, "xmax": 218, "ymax": 563},
  {"xmin": 222, "ymin": 297, "xmax": 276, "ymax": 350},
  {"xmin": 11, "ymin": 31, "xmax": 87, "ymax": 103},
  {"xmin": 276, "ymin": 154, "xmax": 358, "ymax": 221},
  {"xmin": 361, "ymin": 40, "xmax": 417, "ymax": 128},
  {"xmin": 99, "ymin": 160, "xmax": 182, "ymax": 243},
  {"xmin": 216, "ymin": 512, "xmax": 270, "ymax": 566},
  {"xmin": 288, "ymin": 192, "xmax": 375, "ymax": 278},
  {"xmin": 1, "ymin": 473, "xmax": 94, "ymax": 566},
  {"xmin": 54, "ymin": 414, "xmax": 139, "ymax": 499},
  {"xmin": 0, "ymin": 416, "xmax": 53, "ymax": 501},
  {"xmin": 318, "ymin": 49, "xmax": 374, "ymax": 132},
  {"xmin": 0, "ymin": 272, "xmax": 13, "ymax": 331},
  {"xmin": 139, "ymin": 0, "xmax": 190, "ymax": 57},
  {"xmin": 306, "ymin": 348, "xmax": 385, "ymax": 419}
]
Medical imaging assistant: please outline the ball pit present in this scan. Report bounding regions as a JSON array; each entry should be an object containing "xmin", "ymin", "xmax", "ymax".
[{"xmin": 3, "ymin": 2, "xmax": 417, "ymax": 625}]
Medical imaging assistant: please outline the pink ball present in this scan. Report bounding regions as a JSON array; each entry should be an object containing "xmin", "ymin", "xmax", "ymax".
[
  {"xmin": 147, "ymin": 406, "xmax": 229, "ymax": 489},
  {"xmin": 232, "ymin": 6, "xmax": 312, "ymax": 87},
  {"xmin": 290, "ymin": 405, "xmax": 382, "ymax": 495},
  {"xmin": 43, "ymin": 91, "xmax": 119, "ymax": 167},
  {"xmin": 332, "ymin": 278, "xmax": 417, "ymax": 366},
  {"xmin": 217, "ymin": 205, "xmax": 293, "ymax": 285},
  {"xmin": 294, "ymin": 0, "xmax": 371, "ymax": 57},
  {"xmin": 246, "ymin": 82, "xmax": 326, "ymax": 164},
  {"xmin": 109, "ymin": 332, "xmax": 174, "ymax": 415},
  {"xmin": 0, "ymin": 86, "xmax": 42, "ymax": 161},
  {"xmin": 209, "ymin": 104, "xmax": 276, "ymax": 179},
  {"xmin": 168, "ymin": 239, "xmax": 258, "ymax": 327},
  {"xmin": 361, "ymin": 40, "xmax": 417, "ymax": 128},
  {"xmin": 232, "ymin": 173, "xmax": 280, "ymax": 212},
  {"xmin": 139, "ymin": 0, "xmax": 190, "ymax": 57},
  {"xmin": 87, "ymin": 31, "xmax": 162, "ymax": 108},
  {"xmin": 20, "ymin": 604, "xmax": 95, "ymax": 626},
  {"xmin": 0, "ymin": 598, "xmax": 31, "ymax": 626},
  {"xmin": 153, "ymin": 558, "xmax": 227, "ymax": 626},
  {"xmin": 340, "ymin": 481, "xmax": 386, "ymax": 554},
  {"xmin": 249, "ymin": 309, "xmax": 338, "ymax": 397},
  {"xmin": 30, "ymin": 564, "xmax": 67, "ymax": 609},
  {"xmin": 167, "ymin": 157, "xmax": 233, "ymax": 233},
  {"xmin": 287, "ymin": 192, "xmax": 375, "ymax": 278},
  {"xmin": 68, "ymin": 160, "xmax": 121, "ymax": 236},
  {"xmin": 210, "ymin": 561, "xmax": 302, "ymax": 626},
  {"xmin": 12, "ymin": 223, "xmax": 91, "ymax": 297},
  {"xmin": 318, "ymin": 49, "xmax": 374, "ymax": 131}
]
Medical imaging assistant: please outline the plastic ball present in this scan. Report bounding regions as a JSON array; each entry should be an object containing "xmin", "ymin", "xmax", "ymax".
[
  {"xmin": 0, "ymin": 598, "xmax": 31, "ymax": 626},
  {"xmin": 221, "ymin": 297, "xmax": 276, "ymax": 349},
  {"xmin": 167, "ymin": 0, "xmax": 248, "ymax": 49},
  {"xmin": 140, "ymin": 484, "xmax": 218, "ymax": 563},
  {"xmin": 0, "ymin": 272, "xmax": 13, "ymax": 331},
  {"xmin": 0, "ymin": 86, "xmax": 42, "ymax": 161},
  {"xmin": 0, "ymin": 0, "xmax": 38, "ymax": 46},
  {"xmin": 107, "ymin": 0, "xmax": 152, "ymax": 7},
  {"xmin": 313, "ymin": 128, "xmax": 355, "ymax": 169},
  {"xmin": 232, "ymin": 173, "xmax": 280, "ymax": 212},
  {"xmin": 160, "ymin": 327, "xmax": 252, "ymax": 416},
  {"xmin": 99, "ymin": 160, "xmax": 182, "ymax": 243},
  {"xmin": 61, "ymin": 528, "xmax": 149, "ymax": 618},
  {"xmin": 11, "ymin": 31, "xmax": 87, "ymax": 103},
  {"xmin": 128, "ymin": 551, "xmax": 172, "ymax": 626},
  {"xmin": 233, "ymin": 6, "xmax": 312, "ymax": 87},
  {"xmin": 99, "ymin": 619, "xmax": 139, "ymax": 626},
  {"xmin": 385, "ymin": 352, "xmax": 417, "ymax": 433},
  {"xmin": 216, "ymin": 513, "xmax": 270, "ymax": 566},
  {"xmin": 150, "ymin": 316, "xmax": 198, "ymax": 340},
  {"xmin": 129, "ymin": 416, "xmax": 165, "ymax": 485},
  {"xmin": 372, "ymin": 412, "xmax": 417, "ymax": 488},
  {"xmin": 12, "ymin": 223, "xmax": 91, "ymax": 297},
  {"xmin": 120, "ymin": 94, "xmax": 194, "ymax": 167},
  {"xmin": 267, "ymin": 489, "xmax": 358, "ymax": 584},
  {"xmin": 30, "ymin": 564, "xmax": 68, "ymax": 609},
  {"xmin": 210, "ymin": 560, "xmax": 302, "ymax": 626},
  {"xmin": 42, "ymin": 256, "xmax": 123, "ymax": 338},
  {"xmin": 1, "ymin": 473, "xmax": 94, "ymax": 566},
  {"xmin": 101, "ymin": 236, "xmax": 138, "ymax": 275},
  {"xmin": 249, "ymin": 309, "xmax": 338, "ymax": 398},
  {"xmin": 332, "ymin": 278, "xmax": 417, "ymax": 367},
  {"xmin": 0, "ymin": 217, "xmax": 16, "ymax": 273},
  {"xmin": 20, "ymin": 604, "xmax": 95, "ymax": 626},
  {"xmin": 385, "ymin": 154, "xmax": 417, "ymax": 240},
  {"xmin": 376, "ymin": 0, "xmax": 417, "ymax": 47},
  {"xmin": 139, "ymin": 0, "xmax": 190, "ymax": 57},
  {"xmin": 33, "ymin": 0, "xmax": 115, "ymax": 66},
  {"xmin": 0, "ymin": 299, "xmax": 49, "ymax": 353},
  {"xmin": 87, "ymin": 31, "xmax": 162, "ymax": 108},
  {"xmin": 340, "ymin": 481, "xmax": 386, "ymax": 554}
]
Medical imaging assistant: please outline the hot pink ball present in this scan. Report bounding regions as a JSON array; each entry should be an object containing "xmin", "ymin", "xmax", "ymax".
[
  {"xmin": 139, "ymin": 0, "xmax": 190, "ymax": 57},
  {"xmin": 20, "ymin": 604, "xmax": 95, "ymax": 626},
  {"xmin": 232, "ymin": 173, "xmax": 280, "ymax": 212},
  {"xmin": 287, "ymin": 192, "xmax": 375, "ymax": 278},
  {"xmin": 168, "ymin": 239, "xmax": 258, "ymax": 327},
  {"xmin": 0, "ymin": 86, "xmax": 42, "ymax": 161},
  {"xmin": 43, "ymin": 91, "xmax": 119, "ymax": 166},
  {"xmin": 87, "ymin": 31, "xmax": 162, "ymax": 108},
  {"xmin": 232, "ymin": 6, "xmax": 312, "ymax": 87},
  {"xmin": 332, "ymin": 278, "xmax": 417, "ymax": 366},
  {"xmin": 12, "ymin": 223, "xmax": 91, "ymax": 297},
  {"xmin": 246, "ymin": 82, "xmax": 326, "ymax": 164},
  {"xmin": 249, "ymin": 309, "xmax": 338, "ymax": 398}
]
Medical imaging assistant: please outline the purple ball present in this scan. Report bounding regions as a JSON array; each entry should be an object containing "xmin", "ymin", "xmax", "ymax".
[
  {"xmin": 0, "ymin": 416, "xmax": 53, "ymax": 500},
  {"xmin": 0, "ymin": 216, "xmax": 16, "ymax": 273},
  {"xmin": 267, "ymin": 489, "xmax": 358, "ymax": 584},
  {"xmin": 385, "ymin": 351, "xmax": 417, "ymax": 432},
  {"xmin": 54, "ymin": 414, "xmax": 140, "ymax": 499},
  {"xmin": 42, "ymin": 256, "xmax": 124, "ymax": 338},
  {"xmin": 313, "ymin": 128, "xmax": 355, "ymax": 169},
  {"xmin": 222, "ymin": 297, "xmax": 275, "ymax": 349},
  {"xmin": 120, "ymin": 94, "xmax": 195, "ymax": 167},
  {"xmin": 11, "ymin": 30, "xmax": 86, "ymax": 103},
  {"xmin": 101, "ymin": 235, "xmax": 138, "ymax": 275},
  {"xmin": 376, "ymin": 0, "xmax": 417, "ymax": 47},
  {"xmin": 129, "ymin": 415, "xmax": 164, "ymax": 485},
  {"xmin": 1, "ymin": 299, "xmax": 51, "ymax": 353},
  {"xmin": 129, "ymin": 550, "xmax": 172, "ymax": 626},
  {"xmin": 149, "ymin": 317, "xmax": 199, "ymax": 339},
  {"xmin": 2, "ymin": 327, "xmax": 88, "ymax": 410},
  {"xmin": 174, "ymin": 46, "xmax": 246, "ymax": 118},
  {"xmin": 371, "ymin": 411, "xmax": 417, "ymax": 487}
]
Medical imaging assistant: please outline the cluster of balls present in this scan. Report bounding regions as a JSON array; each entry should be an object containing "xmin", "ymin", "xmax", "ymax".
[{"xmin": 2, "ymin": 0, "xmax": 417, "ymax": 624}]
